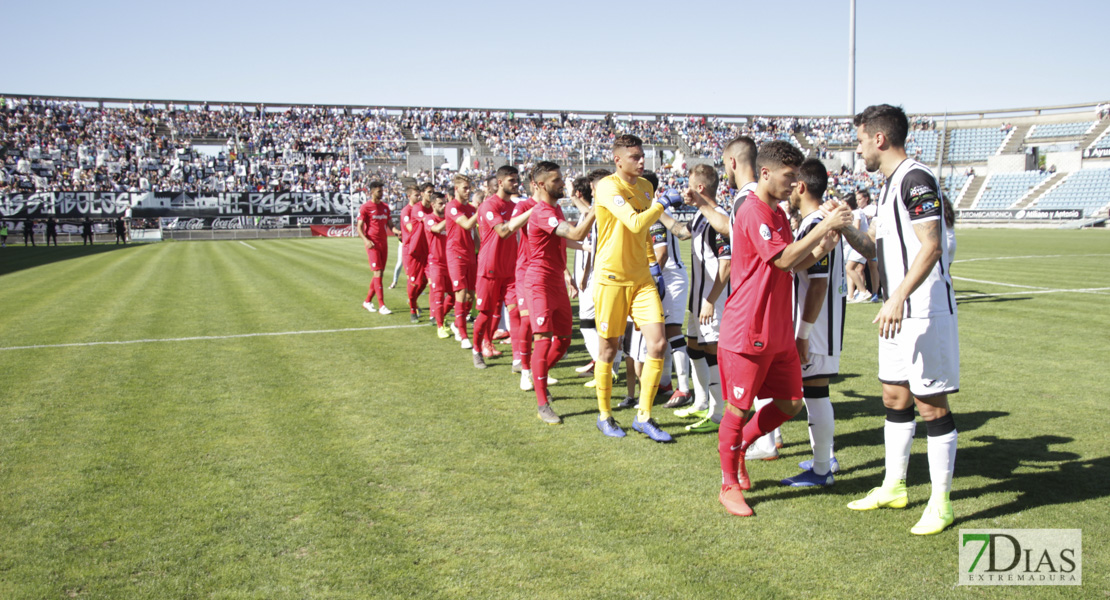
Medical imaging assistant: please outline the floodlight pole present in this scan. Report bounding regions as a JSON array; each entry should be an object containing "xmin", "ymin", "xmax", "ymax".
[{"xmin": 848, "ymin": 0, "xmax": 856, "ymax": 116}]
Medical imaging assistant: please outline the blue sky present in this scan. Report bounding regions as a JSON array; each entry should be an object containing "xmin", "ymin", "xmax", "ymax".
[{"xmin": 4, "ymin": 0, "xmax": 1107, "ymax": 116}]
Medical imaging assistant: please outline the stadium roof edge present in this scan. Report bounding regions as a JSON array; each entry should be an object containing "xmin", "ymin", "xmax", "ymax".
[{"xmin": 1, "ymin": 92, "xmax": 1106, "ymax": 122}]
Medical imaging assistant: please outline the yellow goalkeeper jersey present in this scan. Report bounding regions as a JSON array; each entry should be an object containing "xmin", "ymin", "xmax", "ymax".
[{"xmin": 593, "ymin": 174, "xmax": 663, "ymax": 287}]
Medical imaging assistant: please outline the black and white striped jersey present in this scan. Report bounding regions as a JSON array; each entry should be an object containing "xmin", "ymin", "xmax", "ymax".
[
  {"xmin": 648, "ymin": 208, "xmax": 686, "ymax": 286},
  {"xmin": 874, "ymin": 159, "xmax": 956, "ymax": 319},
  {"xmin": 792, "ymin": 210, "xmax": 846, "ymax": 357},
  {"xmin": 689, "ymin": 205, "xmax": 732, "ymax": 311}
]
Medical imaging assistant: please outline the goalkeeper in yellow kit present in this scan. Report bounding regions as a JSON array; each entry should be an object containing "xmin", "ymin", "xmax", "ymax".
[{"xmin": 593, "ymin": 134, "xmax": 685, "ymax": 441}]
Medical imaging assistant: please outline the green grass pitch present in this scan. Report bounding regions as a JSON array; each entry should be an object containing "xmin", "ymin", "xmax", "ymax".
[{"xmin": 0, "ymin": 229, "xmax": 1107, "ymax": 598}]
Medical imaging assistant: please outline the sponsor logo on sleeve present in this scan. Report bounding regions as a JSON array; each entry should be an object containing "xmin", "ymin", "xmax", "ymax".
[
  {"xmin": 451, "ymin": 207, "xmax": 458, "ymax": 216},
  {"xmin": 548, "ymin": 216, "xmax": 559, "ymax": 228},
  {"xmin": 613, "ymin": 195, "xmax": 626, "ymax": 207},
  {"xmin": 486, "ymin": 211, "xmax": 495, "ymax": 221},
  {"xmin": 759, "ymin": 223, "xmax": 772, "ymax": 241}
]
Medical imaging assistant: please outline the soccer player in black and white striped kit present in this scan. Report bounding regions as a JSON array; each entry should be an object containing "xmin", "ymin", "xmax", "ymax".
[
  {"xmin": 781, "ymin": 158, "xmax": 847, "ymax": 487},
  {"xmin": 840, "ymin": 104, "xmax": 959, "ymax": 536}
]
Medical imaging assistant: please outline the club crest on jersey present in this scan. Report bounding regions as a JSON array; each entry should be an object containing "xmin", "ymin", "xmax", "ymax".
[
  {"xmin": 600, "ymin": 322, "xmax": 608, "ymax": 333},
  {"xmin": 759, "ymin": 224, "xmax": 772, "ymax": 241},
  {"xmin": 477, "ymin": 298, "xmax": 483, "ymax": 305},
  {"xmin": 732, "ymin": 386, "xmax": 745, "ymax": 401},
  {"xmin": 453, "ymin": 280, "xmax": 459, "ymax": 286},
  {"xmin": 486, "ymin": 211, "xmax": 495, "ymax": 221},
  {"xmin": 613, "ymin": 195, "xmax": 626, "ymax": 207},
  {"xmin": 548, "ymin": 217, "xmax": 559, "ymax": 228},
  {"xmin": 537, "ymin": 317, "xmax": 545, "ymax": 326}
]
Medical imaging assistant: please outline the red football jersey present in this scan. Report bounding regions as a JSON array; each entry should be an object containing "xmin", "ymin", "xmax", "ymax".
[
  {"xmin": 359, "ymin": 201, "xmax": 391, "ymax": 243},
  {"xmin": 526, "ymin": 201, "xmax": 568, "ymax": 288},
  {"xmin": 513, "ymin": 197, "xmax": 537, "ymax": 281},
  {"xmin": 719, "ymin": 191, "xmax": 795, "ymax": 356},
  {"xmin": 445, "ymin": 198, "xmax": 476, "ymax": 259},
  {"xmin": 405, "ymin": 203, "xmax": 430, "ymax": 261},
  {"xmin": 399, "ymin": 203, "xmax": 415, "ymax": 244},
  {"xmin": 477, "ymin": 195, "xmax": 518, "ymax": 279},
  {"xmin": 423, "ymin": 213, "xmax": 447, "ymax": 267}
]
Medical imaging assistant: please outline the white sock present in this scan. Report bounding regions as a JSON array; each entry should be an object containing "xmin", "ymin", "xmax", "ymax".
[
  {"xmin": 582, "ymin": 328, "xmax": 598, "ymax": 362},
  {"xmin": 927, "ymin": 429, "xmax": 957, "ymax": 505},
  {"xmin": 707, "ymin": 361, "xmax": 723, "ymax": 423},
  {"xmin": 690, "ymin": 356, "xmax": 710, "ymax": 411},
  {"xmin": 751, "ymin": 397, "xmax": 776, "ymax": 453},
  {"xmin": 804, "ymin": 396, "xmax": 834, "ymax": 475},
  {"xmin": 670, "ymin": 337, "xmax": 690, "ymax": 393},
  {"xmin": 883, "ymin": 419, "xmax": 917, "ymax": 488}
]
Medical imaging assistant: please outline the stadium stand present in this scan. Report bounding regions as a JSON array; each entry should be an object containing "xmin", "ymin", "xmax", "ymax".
[
  {"xmin": 1028, "ymin": 122, "xmax": 1096, "ymax": 139},
  {"xmin": 946, "ymin": 127, "xmax": 1008, "ymax": 162},
  {"xmin": 971, "ymin": 171, "xmax": 1052, "ymax": 210},
  {"xmin": 943, "ymin": 172, "xmax": 969, "ymax": 202},
  {"xmin": 1030, "ymin": 168, "xmax": 1110, "ymax": 216},
  {"xmin": 906, "ymin": 129, "xmax": 939, "ymax": 164}
]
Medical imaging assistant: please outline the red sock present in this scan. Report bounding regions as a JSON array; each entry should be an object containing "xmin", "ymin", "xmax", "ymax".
[
  {"xmin": 718, "ymin": 410, "xmax": 745, "ymax": 486},
  {"xmin": 473, "ymin": 312, "xmax": 491, "ymax": 351},
  {"xmin": 444, "ymin": 294, "xmax": 455, "ymax": 320},
  {"xmin": 366, "ymin": 281, "xmax": 376, "ymax": 304},
  {"xmin": 508, "ymin": 307, "xmax": 522, "ymax": 361},
  {"xmin": 454, "ymin": 302, "xmax": 469, "ymax": 341},
  {"xmin": 548, "ymin": 335, "xmax": 571, "ymax": 370},
  {"xmin": 407, "ymin": 277, "xmax": 418, "ymax": 311},
  {"xmin": 430, "ymin": 287, "xmax": 443, "ymax": 326},
  {"xmin": 373, "ymin": 277, "xmax": 385, "ymax": 307},
  {"xmin": 520, "ymin": 318, "xmax": 533, "ymax": 367},
  {"xmin": 532, "ymin": 337, "xmax": 551, "ymax": 406},
  {"xmin": 741, "ymin": 402, "xmax": 794, "ymax": 449}
]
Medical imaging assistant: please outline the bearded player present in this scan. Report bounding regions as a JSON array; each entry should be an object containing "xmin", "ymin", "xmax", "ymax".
[
  {"xmin": 526, "ymin": 161, "xmax": 596, "ymax": 424},
  {"xmin": 445, "ymin": 175, "xmax": 481, "ymax": 349}
]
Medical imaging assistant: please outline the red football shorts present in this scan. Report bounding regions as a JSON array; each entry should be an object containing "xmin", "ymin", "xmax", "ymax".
[
  {"xmin": 447, "ymin": 254, "xmax": 477, "ymax": 292},
  {"xmin": 427, "ymin": 263, "xmax": 450, "ymax": 295},
  {"xmin": 367, "ymin": 242, "xmax": 388, "ymax": 272},
  {"xmin": 718, "ymin": 346, "xmax": 803, "ymax": 411},
  {"xmin": 475, "ymin": 275, "xmax": 514, "ymax": 315},
  {"xmin": 528, "ymin": 281, "xmax": 572, "ymax": 336},
  {"xmin": 405, "ymin": 255, "xmax": 427, "ymax": 286}
]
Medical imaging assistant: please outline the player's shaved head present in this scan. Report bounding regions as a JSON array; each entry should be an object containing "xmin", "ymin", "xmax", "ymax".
[
  {"xmin": 689, "ymin": 164, "xmax": 720, "ymax": 195},
  {"xmin": 756, "ymin": 141, "xmax": 805, "ymax": 171},
  {"xmin": 797, "ymin": 158, "xmax": 828, "ymax": 198},
  {"xmin": 854, "ymin": 104, "xmax": 909, "ymax": 148},
  {"xmin": 531, "ymin": 161, "xmax": 560, "ymax": 184},
  {"xmin": 723, "ymin": 136, "xmax": 757, "ymax": 172}
]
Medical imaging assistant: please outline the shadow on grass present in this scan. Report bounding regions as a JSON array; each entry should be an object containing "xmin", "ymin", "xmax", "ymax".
[
  {"xmin": 954, "ymin": 286, "xmax": 1036, "ymax": 305},
  {"xmin": 0, "ymin": 243, "xmax": 141, "ymax": 276}
]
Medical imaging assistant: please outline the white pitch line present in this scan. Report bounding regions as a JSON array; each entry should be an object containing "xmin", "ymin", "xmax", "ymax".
[
  {"xmin": 951, "ymin": 276, "xmax": 1053, "ymax": 290},
  {"xmin": 953, "ymin": 253, "xmax": 1110, "ymax": 264},
  {"xmin": 956, "ymin": 287, "xmax": 1110, "ymax": 300},
  {"xmin": 239, "ymin": 241, "xmax": 258, "ymax": 250},
  {"xmin": 0, "ymin": 324, "xmax": 426, "ymax": 352}
]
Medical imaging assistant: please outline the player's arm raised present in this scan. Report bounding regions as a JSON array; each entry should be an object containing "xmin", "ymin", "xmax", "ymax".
[
  {"xmin": 683, "ymin": 188, "xmax": 729, "ymax": 235},
  {"xmin": 772, "ymin": 204, "xmax": 851, "ymax": 272},
  {"xmin": 597, "ymin": 180, "xmax": 664, "ymax": 233},
  {"xmin": 492, "ymin": 208, "xmax": 532, "ymax": 238},
  {"xmin": 554, "ymin": 206, "xmax": 595, "ymax": 241}
]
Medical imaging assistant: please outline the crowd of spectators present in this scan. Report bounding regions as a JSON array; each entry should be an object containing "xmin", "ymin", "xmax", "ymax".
[{"xmin": 2, "ymin": 96, "xmax": 931, "ymax": 198}]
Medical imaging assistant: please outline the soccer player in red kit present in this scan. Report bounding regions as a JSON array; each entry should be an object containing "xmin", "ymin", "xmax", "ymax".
[
  {"xmin": 402, "ymin": 183, "xmax": 434, "ymax": 323},
  {"xmin": 472, "ymin": 165, "xmax": 533, "ymax": 369},
  {"xmin": 692, "ymin": 141, "xmax": 850, "ymax": 517},
  {"xmin": 356, "ymin": 181, "xmax": 400, "ymax": 315},
  {"xmin": 423, "ymin": 192, "xmax": 454, "ymax": 338},
  {"xmin": 511, "ymin": 181, "xmax": 538, "ymax": 388},
  {"xmin": 526, "ymin": 161, "xmax": 595, "ymax": 424},
  {"xmin": 445, "ymin": 174, "xmax": 481, "ymax": 349}
]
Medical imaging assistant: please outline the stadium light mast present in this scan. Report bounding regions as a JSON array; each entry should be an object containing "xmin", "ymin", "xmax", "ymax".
[{"xmin": 848, "ymin": 0, "xmax": 856, "ymax": 116}]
